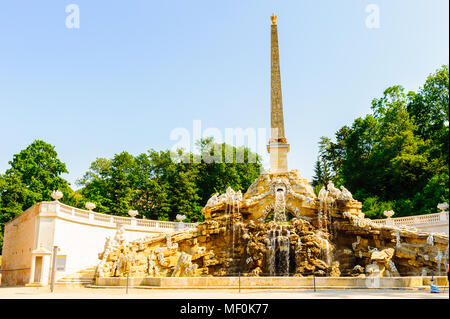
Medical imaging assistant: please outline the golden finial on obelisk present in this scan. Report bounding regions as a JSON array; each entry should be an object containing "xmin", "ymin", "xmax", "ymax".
[{"xmin": 271, "ymin": 13, "xmax": 277, "ymax": 24}]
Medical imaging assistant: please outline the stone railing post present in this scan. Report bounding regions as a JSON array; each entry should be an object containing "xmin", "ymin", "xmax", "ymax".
[
  {"xmin": 89, "ymin": 212, "xmax": 94, "ymax": 221},
  {"xmin": 131, "ymin": 218, "xmax": 137, "ymax": 226}
]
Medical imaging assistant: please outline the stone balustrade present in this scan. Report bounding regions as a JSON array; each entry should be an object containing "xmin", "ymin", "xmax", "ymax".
[
  {"xmin": 370, "ymin": 211, "xmax": 449, "ymax": 234},
  {"xmin": 41, "ymin": 201, "xmax": 197, "ymax": 232},
  {"xmin": 0, "ymin": 201, "xmax": 199, "ymax": 285}
]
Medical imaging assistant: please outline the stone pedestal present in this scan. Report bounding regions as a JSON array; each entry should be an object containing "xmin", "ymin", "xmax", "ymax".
[{"xmin": 267, "ymin": 142, "xmax": 290, "ymax": 173}]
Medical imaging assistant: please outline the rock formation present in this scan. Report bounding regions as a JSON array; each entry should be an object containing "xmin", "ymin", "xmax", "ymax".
[{"xmin": 95, "ymin": 170, "xmax": 448, "ymax": 278}]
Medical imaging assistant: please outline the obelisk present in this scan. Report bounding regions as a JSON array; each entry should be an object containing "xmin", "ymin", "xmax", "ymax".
[{"xmin": 267, "ymin": 14, "xmax": 290, "ymax": 173}]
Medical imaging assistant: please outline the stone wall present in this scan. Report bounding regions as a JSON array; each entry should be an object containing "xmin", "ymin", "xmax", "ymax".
[
  {"xmin": 1, "ymin": 205, "xmax": 38, "ymax": 286},
  {"xmin": 1, "ymin": 201, "xmax": 194, "ymax": 286}
]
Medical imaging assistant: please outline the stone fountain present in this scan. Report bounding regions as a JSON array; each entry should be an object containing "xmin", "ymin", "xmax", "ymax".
[
  {"xmin": 95, "ymin": 170, "xmax": 448, "ymax": 279},
  {"xmin": 94, "ymin": 15, "xmax": 448, "ymax": 282}
]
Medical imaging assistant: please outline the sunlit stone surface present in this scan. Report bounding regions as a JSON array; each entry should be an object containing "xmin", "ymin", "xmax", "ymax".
[
  {"xmin": 96, "ymin": 173, "xmax": 448, "ymax": 279},
  {"xmin": 95, "ymin": 15, "xmax": 448, "ymax": 280}
]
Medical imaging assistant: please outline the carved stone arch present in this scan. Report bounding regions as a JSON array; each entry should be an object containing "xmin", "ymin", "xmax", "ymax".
[
  {"xmin": 259, "ymin": 202, "xmax": 301, "ymax": 223},
  {"xmin": 285, "ymin": 203, "xmax": 300, "ymax": 218},
  {"xmin": 259, "ymin": 203, "xmax": 275, "ymax": 223}
]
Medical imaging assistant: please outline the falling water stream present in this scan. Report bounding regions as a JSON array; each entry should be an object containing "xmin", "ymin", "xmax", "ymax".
[
  {"xmin": 318, "ymin": 188, "xmax": 334, "ymax": 267},
  {"xmin": 436, "ymin": 250, "xmax": 442, "ymax": 276},
  {"xmin": 273, "ymin": 189, "xmax": 287, "ymax": 223},
  {"xmin": 267, "ymin": 224, "xmax": 290, "ymax": 276},
  {"xmin": 395, "ymin": 230, "xmax": 401, "ymax": 248},
  {"xmin": 427, "ymin": 234, "xmax": 434, "ymax": 246}
]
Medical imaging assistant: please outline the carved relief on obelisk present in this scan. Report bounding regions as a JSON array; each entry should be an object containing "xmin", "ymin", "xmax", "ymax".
[{"xmin": 267, "ymin": 14, "xmax": 290, "ymax": 173}]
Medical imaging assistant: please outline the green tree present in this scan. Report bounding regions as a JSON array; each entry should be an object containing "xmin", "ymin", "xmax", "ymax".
[
  {"xmin": 361, "ymin": 196, "xmax": 394, "ymax": 219},
  {"xmin": 78, "ymin": 152, "xmax": 141, "ymax": 217},
  {"xmin": 0, "ymin": 140, "xmax": 73, "ymax": 252},
  {"xmin": 78, "ymin": 139, "xmax": 262, "ymax": 223},
  {"xmin": 144, "ymin": 149, "xmax": 201, "ymax": 222},
  {"xmin": 314, "ymin": 65, "xmax": 449, "ymax": 218},
  {"xmin": 193, "ymin": 138, "xmax": 262, "ymax": 207},
  {"xmin": 369, "ymin": 85, "xmax": 429, "ymax": 200},
  {"xmin": 407, "ymin": 65, "xmax": 449, "ymax": 173}
]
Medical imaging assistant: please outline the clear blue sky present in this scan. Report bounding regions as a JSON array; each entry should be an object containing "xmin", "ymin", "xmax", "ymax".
[{"xmin": 0, "ymin": 0, "xmax": 448, "ymax": 189}]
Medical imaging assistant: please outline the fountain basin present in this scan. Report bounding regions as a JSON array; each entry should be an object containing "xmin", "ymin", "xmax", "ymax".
[{"xmin": 95, "ymin": 276, "xmax": 448, "ymax": 289}]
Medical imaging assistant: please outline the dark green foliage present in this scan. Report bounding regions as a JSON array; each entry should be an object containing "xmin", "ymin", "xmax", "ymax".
[
  {"xmin": 77, "ymin": 138, "xmax": 261, "ymax": 223},
  {"xmin": 0, "ymin": 139, "xmax": 262, "ymax": 253},
  {"xmin": 313, "ymin": 65, "xmax": 449, "ymax": 218},
  {"xmin": 0, "ymin": 140, "xmax": 74, "ymax": 252},
  {"xmin": 311, "ymin": 137, "xmax": 333, "ymax": 194},
  {"xmin": 193, "ymin": 139, "xmax": 262, "ymax": 207}
]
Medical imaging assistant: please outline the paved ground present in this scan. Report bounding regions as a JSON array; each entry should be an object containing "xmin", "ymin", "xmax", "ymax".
[{"xmin": 0, "ymin": 286, "xmax": 448, "ymax": 299}]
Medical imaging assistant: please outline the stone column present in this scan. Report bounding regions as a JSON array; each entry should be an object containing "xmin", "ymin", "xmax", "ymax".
[
  {"xmin": 270, "ymin": 17, "xmax": 285, "ymax": 141},
  {"xmin": 267, "ymin": 14, "xmax": 290, "ymax": 173}
]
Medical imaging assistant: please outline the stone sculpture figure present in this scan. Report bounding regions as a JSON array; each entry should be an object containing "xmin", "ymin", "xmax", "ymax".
[
  {"xmin": 367, "ymin": 247, "xmax": 396, "ymax": 277},
  {"xmin": 318, "ymin": 187, "xmax": 328, "ymax": 201},
  {"xmin": 97, "ymin": 236, "xmax": 113, "ymax": 277},
  {"xmin": 339, "ymin": 186, "xmax": 354, "ymax": 201},
  {"xmin": 166, "ymin": 233, "xmax": 172, "ymax": 248},
  {"xmin": 185, "ymin": 263, "xmax": 198, "ymax": 276},
  {"xmin": 427, "ymin": 234, "xmax": 434, "ymax": 246},
  {"xmin": 365, "ymin": 263, "xmax": 381, "ymax": 277},
  {"xmin": 147, "ymin": 253, "xmax": 159, "ymax": 276},
  {"xmin": 235, "ymin": 190, "xmax": 243, "ymax": 201},
  {"xmin": 172, "ymin": 252, "xmax": 193, "ymax": 277},
  {"xmin": 165, "ymin": 233, "xmax": 178, "ymax": 249},
  {"xmin": 114, "ymin": 225, "xmax": 126, "ymax": 244},
  {"xmin": 114, "ymin": 253, "xmax": 125, "ymax": 276},
  {"xmin": 387, "ymin": 260, "xmax": 400, "ymax": 277},
  {"xmin": 327, "ymin": 181, "xmax": 341, "ymax": 198},
  {"xmin": 157, "ymin": 252, "xmax": 166, "ymax": 266},
  {"xmin": 224, "ymin": 186, "xmax": 242, "ymax": 202},
  {"xmin": 206, "ymin": 193, "xmax": 219, "ymax": 207}
]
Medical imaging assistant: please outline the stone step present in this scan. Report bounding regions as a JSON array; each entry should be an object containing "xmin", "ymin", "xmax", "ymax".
[
  {"xmin": 79, "ymin": 268, "xmax": 96, "ymax": 273},
  {"xmin": 60, "ymin": 273, "xmax": 95, "ymax": 279},
  {"xmin": 57, "ymin": 278, "xmax": 94, "ymax": 283},
  {"xmin": 56, "ymin": 278, "xmax": 94, "ymax": 285},
  {"xmin": 55, "ymin": 283, "xmax": 92, "ymax": 288},
  {"xmin": 55, "ymin": 266, "xmax": 97, "ymax": 286}
]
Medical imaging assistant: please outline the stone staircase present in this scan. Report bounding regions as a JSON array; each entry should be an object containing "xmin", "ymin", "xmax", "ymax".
[{"xmin": 55, "ymin": 267, "xmax": 96, "ymax": 288}]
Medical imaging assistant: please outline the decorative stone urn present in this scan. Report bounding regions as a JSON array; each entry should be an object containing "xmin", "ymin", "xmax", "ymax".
[
  {"xmin": 176, "ymin": 214, "xmax": 186, "ymax": 222},
  {"xmin": 85, "ymin": 202, "xmax": 96, "ymax": 211},
  {"xmin": 437, "ymin": 202, "xmax": 449, "ymax": 213},
  {"xmin": 176, "ymin": 214, "xmax": 186, "ymax": 231},
  {"xmin": 383, "ymin": 210, "xmax": 394, "ymax": 218},
  {"xmin": 51, "ymin": 190, "xmax": 63, "ymax": 202},
  {"xmin": 128, "ymin": 210, "xmax": 139, "ymax": 218}
]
